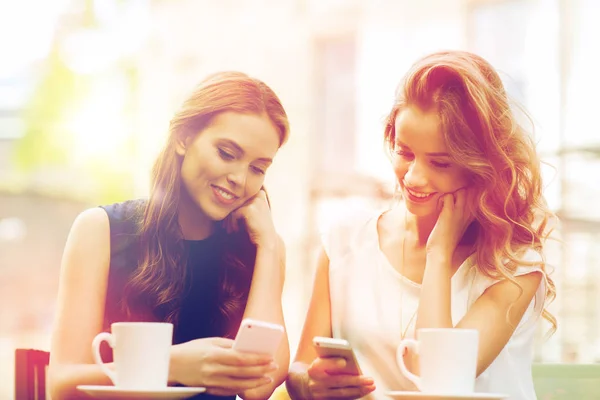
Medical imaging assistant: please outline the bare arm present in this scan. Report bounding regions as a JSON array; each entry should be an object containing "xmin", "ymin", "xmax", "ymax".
[
  {"xmin": 48, "ymin": 208, "xmax": 114, "ymax": 399},
  {"xmin": 286, "ymin": 248, "xmax": 374, "ymax": 400},
  {"xmin": 286, "ymin": 248, "xmax": 333, "ymax": 399},
  {"xmin": 238, "ymin": 235, "xmax": 290, "ymax": 400},
  {"xmin": 416, "ymin": 251, "xmax": 543, "ymax": 376},
  {"xmin": 49, "ymin": 207, "xmax": 279, "ymax": 399}
]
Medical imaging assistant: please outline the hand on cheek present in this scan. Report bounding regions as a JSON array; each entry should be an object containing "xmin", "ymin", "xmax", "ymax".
[{"xmin": 428, "ymin": 187, "xmax": 475, "ymax": 256}]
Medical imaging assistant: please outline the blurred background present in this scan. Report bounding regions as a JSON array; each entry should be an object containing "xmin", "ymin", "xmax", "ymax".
[{"xmin": 1, "ymin": 0, "xmax": 599, "ymax": 397}]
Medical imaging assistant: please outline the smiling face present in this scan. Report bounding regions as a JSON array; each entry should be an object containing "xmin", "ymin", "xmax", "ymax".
[
  {"xmin": 392, "ymin": 106, "xmax": 469, "ymax": 217},
  {"xmin": 176, "ymin": 111, "xmax": 281, "ymax": 222}
]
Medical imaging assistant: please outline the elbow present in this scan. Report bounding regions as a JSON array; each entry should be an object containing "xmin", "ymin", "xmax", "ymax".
[
  {"xmin": 475, "ymin": 360, "xmax": 492, "ymax": 378},
  {"xmin": 240, "ymin": 368, "xmax": 287, "ymax": 400},
  {"xmin": 47, "ymin": 362, "xmax": 88, "ymax": 400},
  {"xmin": 285, "ymin": 362, "xmax": 310, "ymax": 400},
  {"xmin": 48, "ymin": 385, "xmax": 67, "ymax": 400},
  {"xmin": 241, "ymin": 391, "xmax": 275, "ymax": 400},
  {"xmin": 285, "ymin": 378, "xmax": 299, "ymax": 400},
  {"xmin": 47, "ymin": 365, "xmax": 68, "ymax": 400},
  {"xmin": 240, "ymin": 384, "xmax": 279, "ymax": 400}
]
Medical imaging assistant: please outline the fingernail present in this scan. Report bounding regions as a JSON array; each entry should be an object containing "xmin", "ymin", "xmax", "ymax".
[{"xmin": 269, "ymin": 362, "xmax": 278, "ymax": 370}]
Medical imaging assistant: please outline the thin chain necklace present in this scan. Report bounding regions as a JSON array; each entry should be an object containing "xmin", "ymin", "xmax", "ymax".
[{"xmin": 400, "ymin": 209, "xmax": 418, "ymax": 340}]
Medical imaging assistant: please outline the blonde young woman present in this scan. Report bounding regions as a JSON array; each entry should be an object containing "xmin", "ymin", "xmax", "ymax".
[
  {"xmin": 287, "ymin": 51, "xmax": 556, "ymax": 400},
  {"xmin": 49, "ymin": 72, "xmax": 290, "ymax": 400}
]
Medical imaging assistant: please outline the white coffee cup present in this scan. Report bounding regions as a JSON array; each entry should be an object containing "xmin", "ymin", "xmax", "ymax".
[
  {"xmin": 92, "ymin": 322, "xmax": 173, "ymax": 389},
  {"xmin": 396, "ymin": 328, "xmax": 479, "ymax": 394}
]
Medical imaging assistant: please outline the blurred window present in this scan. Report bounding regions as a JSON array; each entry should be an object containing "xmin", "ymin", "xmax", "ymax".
[{"xmin": 313, "ymin": 34, "xmax": 357, "ymax": 173}]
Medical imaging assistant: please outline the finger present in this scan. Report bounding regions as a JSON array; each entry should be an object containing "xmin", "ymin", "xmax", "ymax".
[
  {"xmin": 220, "ymin": 349, "xmax": 273, "ymax": 366},
  {"xmin": 308, "ymin": 357, "xmax": 346, "ymax": 379},
  {"xmin": 438, "ymin": 193, "xmax": 453, "ymax": 213},
  {"xmin": 205, "ymin": 387, "xmax": 238, "ymax": 397},
  {"xmin": 258, "ymin": 190, "xmax": 269, "ymax": 205},
  {"xmin": 316, "ymin": 356, "xmax": 347, "ymax": 371},
  {"xmin": 312, "ymin": 384, "xmax": 376, "ymax": 399},
  {"xmin": 319, "ymin": 374, "xmax": 374, "ymax": 388},
  {"xmin": 455, "ymin": 188, "xmax": 466, "ymax": 211},
  {"xmin": 210, "ymin": 337, "xmax": 235, "ymax": 348},
  {"xmin": 209, "ymin": 375, "xmax": 273, "ymax": 392},
  {"xmin": 220, "ymin": 362, "xmax": 279, "ymax": 379},
  {"xmin": 222, "ymin": 216, "xmax": 232, "ymax": 233},
  {"xmin": 205, "ymin": 376, "xmax": 272, "ymax": 395},
  {"xmin": 467, "ymin": 188, "xmax": 478, "ymax": 216},
  {"xmin": 437, "ymin": 194, "xmax": 445, "ymax": 212},
  {"xmin": 228, "ymin": 209, "xmax": 242, "ymax": 232}
]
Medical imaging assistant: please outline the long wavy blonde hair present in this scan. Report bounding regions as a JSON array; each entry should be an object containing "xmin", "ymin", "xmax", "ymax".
[
  {"xmin": 123, "ymin": 72, "xmax": 289, "ymax": 336},
  {"xmin": 384, "ymin": 51, "xmax": 557, "ymax": 334}
]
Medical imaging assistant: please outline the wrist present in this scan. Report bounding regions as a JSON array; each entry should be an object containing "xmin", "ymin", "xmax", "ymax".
[
  {"xmin": 425, "ymin": 250, "xmax": 452, "ymax": 266},
  {"xmin": 255, "ymin": 235, "xmax": 278, "ymax": 252},
  {"xmin": 168, "ymin": 344, "xmax": 182, "ymax": 385}
]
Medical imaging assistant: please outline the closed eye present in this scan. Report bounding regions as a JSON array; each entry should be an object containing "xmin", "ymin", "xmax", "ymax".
[
  {"xmin": 218, "ymin": 148, "xmax": 235, "ymax": 161},
  {"xmin": 396, "ymin": 149, "xmax": 414, "ymax": 159},
  {"xmin": 250, "ymin": 165, "xmax": 266, "ymax": 175},
  {"xmin": 432, "ymin": 160, "xmax": 451, "ymax": 168}
]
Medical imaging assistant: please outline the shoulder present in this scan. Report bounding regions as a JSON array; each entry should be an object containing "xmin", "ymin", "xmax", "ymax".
[
  {"xmin": 70, "ymin": 207, "xmax": 111, "ymax": 241},
  {"xmin": 469, "ymin": 247, "xmax": 545, "ymax": 280},
  {"xmin": 61, "ymin": 207, "xmax": 112, "ymax": 279},
  {"xmin": 64, "ymin": 207, "xmax": 113, "ymax": 260},
  {"xmin": 466, "ymin": 247, "xmax": 547, "ymax": 306},
  {"xmin": 515, "ymin": 247, "xmax": 544, "ymax": 270},
  {"xmin": 99, "ymin": 199, "xmax": 146, "ymax": 250},
  {"xmin": 99, "ymin": 199, "xmax": 146, "ymax": 228}
]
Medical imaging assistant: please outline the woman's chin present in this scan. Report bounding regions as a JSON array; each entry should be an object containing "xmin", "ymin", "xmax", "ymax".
[{"xmin": 404, "ymin": 200, "xmax": 439, "ymax": 218}]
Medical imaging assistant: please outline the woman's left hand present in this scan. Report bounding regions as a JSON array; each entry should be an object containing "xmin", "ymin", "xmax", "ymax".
[
  {"xmin": 224, "ymin": 190, "xmax": 277, "ymax": 249},
  {"xmin": 426, "ymin": 188, "xmax": 475, "ymax": 257}
]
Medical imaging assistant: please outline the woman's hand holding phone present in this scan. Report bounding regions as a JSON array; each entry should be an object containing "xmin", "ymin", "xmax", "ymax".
[
  {"xmin": 170, "ymin": 337, "xmax": 276, "ymax": 397},
  {"xmin": 306, "ymin": 337, "xmax": 376, "ymax": 399},
  {"xmin": 306, "ymin": 358, "xmax": 376, "ymax": 399}
]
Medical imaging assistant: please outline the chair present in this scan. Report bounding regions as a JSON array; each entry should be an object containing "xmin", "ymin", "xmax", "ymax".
[
  {"xmin": 15, "ymin": 349, "xmax": 50, "ymax": 400},
  {"xmin": 533, "ymin": 363, "xmax": 600, "ymax": 400}
]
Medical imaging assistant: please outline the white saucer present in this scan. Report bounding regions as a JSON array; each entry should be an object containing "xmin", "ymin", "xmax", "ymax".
[
  {"xmin": 77, "ymin": 385, "xmax": 206, "ymax": 399},
  {"xmin": 385, "ymin": 391, "xmax": 508, "ymax": 400}
]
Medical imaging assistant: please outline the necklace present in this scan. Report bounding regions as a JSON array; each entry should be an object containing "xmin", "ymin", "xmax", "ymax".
[{"xmin": 400, "ymin": 209, "xmax": 418, "ymax": 340}]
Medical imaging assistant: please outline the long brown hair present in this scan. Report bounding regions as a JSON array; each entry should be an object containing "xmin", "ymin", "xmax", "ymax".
[
  {"xmin": 123, "ymin": 72, "xmax": 289, "ymax": 335},
  {"xmin": 384, "ymin": 51, "xmax": 557, "ymax": 334}
]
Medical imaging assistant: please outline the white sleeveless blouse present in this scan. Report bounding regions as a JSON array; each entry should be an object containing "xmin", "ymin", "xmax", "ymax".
[{"xmin": 321, "ymin": 209, "xmax": 547, "ymax": 400}]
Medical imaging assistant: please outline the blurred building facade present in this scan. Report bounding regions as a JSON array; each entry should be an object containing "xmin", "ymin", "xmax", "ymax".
[{"xmin": 1, "ymin": 0, "xmax": 600, "ymax": 395}]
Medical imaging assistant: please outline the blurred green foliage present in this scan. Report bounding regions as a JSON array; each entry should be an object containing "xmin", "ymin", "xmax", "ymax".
[
  {"xmin": 10, "ymin": 0, "xmax": 138, "ymax": 204},
  {"xmin": 13, "ymin": 44, "xmax": 87, "ymax": 170}
]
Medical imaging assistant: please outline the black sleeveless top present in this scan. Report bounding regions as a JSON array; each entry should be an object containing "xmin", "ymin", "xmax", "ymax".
[{"xmin": 100, "ymin": 199, "xmax": 240, "ymax": 400}]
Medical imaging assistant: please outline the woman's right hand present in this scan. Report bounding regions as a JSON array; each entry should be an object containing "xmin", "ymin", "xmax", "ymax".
[
  {"xmin": 306, "ymin": 357, "xmax": 376, "ymax": 399},
  {"xmin": 170, "ymin": 337, "xmax": 278, "ymax": 397}
]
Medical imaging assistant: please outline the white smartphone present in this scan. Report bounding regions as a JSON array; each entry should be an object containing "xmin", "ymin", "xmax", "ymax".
[
  {"xmin": 232, "ymin": 318, "xmax": 284, "ymax": 356},
  {"xmin": 313, "ymin": 336, "xmax": 362, "ymax": 375}
]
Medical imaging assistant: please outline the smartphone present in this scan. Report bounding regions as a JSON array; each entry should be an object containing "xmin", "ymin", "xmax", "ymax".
[
  {"xmin": 313, "ymin": 336, "xmax": 362, "ymax": 375},
  {"xmin": 233, "ymin": 318, "xmax": 284, "ymax": 356}
]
